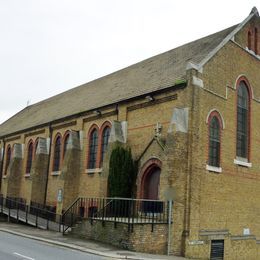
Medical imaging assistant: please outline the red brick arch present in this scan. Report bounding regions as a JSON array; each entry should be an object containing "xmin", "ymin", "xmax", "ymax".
[{"xmin": 137, "ymin": 158, "xmax": 162, "ymax": 199}]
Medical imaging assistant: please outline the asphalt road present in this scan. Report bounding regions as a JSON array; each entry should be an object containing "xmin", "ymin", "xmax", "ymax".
[{"xmin": 0, "ymin": 231, "xmax": 108, "ymax": 260}]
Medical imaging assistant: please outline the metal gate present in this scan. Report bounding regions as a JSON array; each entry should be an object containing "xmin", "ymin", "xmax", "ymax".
[{"xmin": 210, "ymin": 240, "xmax": 224, "ymax": 260}]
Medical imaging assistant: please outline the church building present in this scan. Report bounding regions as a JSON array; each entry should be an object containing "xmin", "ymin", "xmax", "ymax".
[{"xmin": 0, "ymin": 7, "xmax": 260, "ymax": 259}]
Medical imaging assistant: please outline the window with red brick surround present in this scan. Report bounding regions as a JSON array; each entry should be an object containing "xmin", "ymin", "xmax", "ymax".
[
  {"xmin": 208, "ymin": 113, "xmax": 222, "ymax": 167},
  {"xmin": 248, "ymin": 30, "xmax": 252, "ymax": 50},
  {"xmin": 53, "ymin": 134, "xmax": 62, "ymax": 171},
  {"xmin": 63, "ymin": 131, "xmax": 70, "ymax": 159},
  {"xmin": 99, "ymin": 122, "xmax": 111, "ymax": 167},
  {"xmin": 26, "ymin": 140, "xmax": 34, "ymax": 174},
  {"xmin": 236, "ymin": 78, "xmax": 251, "ymax": 160},
  {"xmin": 255, "ymin": 27, "xmax": 258, "ymax": 55},
  {"xmin": 4, "ymin": 145, "xmax": 11, "ymax": 175},
  {"xmin": 87, "ymin": 127, "xmax": 99, "ymax": 169}
]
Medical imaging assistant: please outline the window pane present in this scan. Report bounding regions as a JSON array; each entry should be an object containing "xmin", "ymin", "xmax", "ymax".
[
  {"xmin": 88, "ymin": 129, "xmax": 98, "ymax": 169},
  {"xmin": 5, "ymin": 147, "xmax": 11, "ymax": 175},
  {"xmin": 100, "ymin": 127, "xmax": 111, "ymax": 166},
  {"xmin": 26, "ymin": 143, "xmax": 33, "ymax": 173},
  {"xmin": 208, "ymin": 116, "xmax": 220, "ymax": 167},
  {"xmin": 236, "ymin": 82, "xmax": 249, "ymax": 158},
  {"xmin": 63, "ymin": 134, "xmax": 70, "ymax": 158},
  {"xmin": 53, "ymin": 136, "xmax": 61, "ymax": 171}
]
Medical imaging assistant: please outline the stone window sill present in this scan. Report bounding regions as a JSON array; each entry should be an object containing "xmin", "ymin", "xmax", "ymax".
[
  {"xmin": 206, "ymin": 165, "xmax": 222, "ymax": 173},
  {"xmin": 24, "ymin": 173, "xmax": 31, "ymax": 178},
  {"xmin": 51, "ymin": 171, "xmax": 61, "ymax": 176},
  {"xmin": 85, "ymin": 168, "xmax": 102, "ymax": 174},
  {"xmin": 234, "ymin": 158, "xmax": 252, "ymax": 168}
]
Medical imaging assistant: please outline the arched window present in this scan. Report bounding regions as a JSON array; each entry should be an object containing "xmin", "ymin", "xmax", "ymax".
[
  {"xmin": 4, "ymin": 145, "xmax": 11, "ymax": 175},
  {"xmin": 248, "ymin": 31, "xmax": 252, "ymax": 50},
  {"xmin": 237, "ymin": 81, "xmax": 250, "ymax": 159},
  {"xmin": 88, "ymin": 129, "xmax": 98, "ymax": 169},
  {"xmin": 34, "ymin": 138, "xmax": 39, "ymax": 155},
  {"xmin": 100, "ymin": 126, "xmax": 111, "ymax": 166},
  {"xmin": 208, "ymin": 116, "xmax": 221, "ymax": 167},
  {"xmin": 53, "ymin": 135, "xmax": 61, "ymax": 171},
  {"xmin": 63, "ymin": 133, "xmax": 70, "ymax": 158},
  {"xmin": 26, "ymin": 141, "xmax": 33, "ymax": 174},
  {"xmin": 255, "ymin": 28, "xmax": 258, "ymax": 55}
]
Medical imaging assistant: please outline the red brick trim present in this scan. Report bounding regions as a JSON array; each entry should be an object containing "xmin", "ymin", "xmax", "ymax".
[
  {"xmin": 62, "ymin": 130, "xmax": 71, "ymax": 159},
  {"xmin": 248, "ymin": 30, "xmax": 252, "ymax": 50},
  {"xmin": 255, "ymin": 27, "xmax": 258, "ymax": 55},
  {"xmin": 52, "ymin": 133, "xmax": 62, "ymax": 172},
  {"xmin": 4, "ymin": 144, "xmax": 11, "ymax": 176},
  {"xmin": 235, "ymin": 76, "xmax": 252, "ymax": 162},
  {"xmin": 137, "ymin": 158, "xmax": 162, "ymax": 199},
  {"xmin": 25, "ymin": 139, "xmax": 34, "ymax": 174},
  {"xmin": 206, "ymin": 111, "xmax": 223, "ymax": 167},
  {"xmin": 98, "ymin": 121, "xmax": 112, "ymax": 168},
  {"xmin": 86, "ymin": 124, "xmax": 99, "ymax": 169}
]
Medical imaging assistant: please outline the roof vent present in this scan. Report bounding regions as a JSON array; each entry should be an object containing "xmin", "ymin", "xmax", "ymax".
[{"xmin": 250, "ymin": 6, "xmax": 259, "ymax": 16}]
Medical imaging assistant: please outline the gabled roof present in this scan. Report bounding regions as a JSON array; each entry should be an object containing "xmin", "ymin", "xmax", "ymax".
[{"xmin": 0, "ymin": 8, "xmax": 258, "ymax": 137}]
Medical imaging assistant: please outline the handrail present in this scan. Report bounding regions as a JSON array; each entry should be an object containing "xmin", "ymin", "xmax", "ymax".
[
  {"xmin": 62, "ymin": 197, "xmax": 80, "ymax": 216},
  {"xmin": 61, "ymin": 196, "xmax": 169, "ymax": 234},
  {"xmin": 0, "ymin": 195, "xmax": 62, "ymax": 232}
]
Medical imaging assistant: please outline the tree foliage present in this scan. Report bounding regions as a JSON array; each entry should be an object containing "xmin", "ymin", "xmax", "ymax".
[{"xmin": 108, "ymin": 146, "xmax": 136, "ymax": 198}]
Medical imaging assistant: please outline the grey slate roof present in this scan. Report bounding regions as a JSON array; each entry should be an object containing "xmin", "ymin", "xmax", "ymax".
[{"xmin": 0, "ymin": 25, "xmax": 237, "ymax": 137}]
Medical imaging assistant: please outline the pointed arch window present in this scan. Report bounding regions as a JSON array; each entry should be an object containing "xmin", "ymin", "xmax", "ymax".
[
  {"xmin": 88, "ymin": 129, "xmax": 98, "ymax": 169},
  {"xmin": 53, "ymin": 135, "xmax": 61, "ymax": 171},
  {"xmin": 208, "ymin": 116, "xmax": 221, "ymax": 167},
  {"xmin": 100, "ymin": 126, "xmax": 111, "ymax": 166},
  {"xmin": 255, "ymin": 28, "xmax": 258, "ymax": 55},
  {"xmin": 63, "ymin": 133, "xmax": 70, "ymax": 158},
  {"xmin": 236, "ymin": 81, "xmax": 250, "ymax": 159},
  {"xmin": 248, "ymin": 31, "xmax": 252, "ymax": 50},
  {"xmin": 26, "ymin": 141, "xmax": 33, "ymax": 174},
  {"xmin": 4, "ymin": 145, "xmax": 11, "ymax": 175}
]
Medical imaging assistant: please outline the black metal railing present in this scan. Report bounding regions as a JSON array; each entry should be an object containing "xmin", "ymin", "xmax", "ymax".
[
  {"xmin": 62, "ymin": 197, "xmax": 169, "ymax": 233},
  {"xmin": 0, "ymin": 195, "xmax": 62, "ymax": 232},
  {"xmin": 30, "ymin": 201, "xmax": 56, "ymax": 221}
]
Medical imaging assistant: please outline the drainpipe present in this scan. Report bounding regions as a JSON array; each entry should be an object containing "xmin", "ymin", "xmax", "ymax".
[
  {"xmin": 0, "ymin": 139, "xmax": 6, "ymax": 192},
  {"xmin": 44, "ymin": 125, "xmax": 53, "ymax": 206}
]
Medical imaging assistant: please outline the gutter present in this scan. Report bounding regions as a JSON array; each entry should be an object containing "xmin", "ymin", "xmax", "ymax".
[{"xmin": 0, "ymin": 81, "xmax": 187, "ymax": 139}]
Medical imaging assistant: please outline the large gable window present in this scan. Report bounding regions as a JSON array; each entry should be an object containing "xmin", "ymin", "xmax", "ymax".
[
  {"xmin": 26, "ymin": 141, "xmax": 33, "ymax": 174},
  {"xmin": 236, "ymin": 80, "xmax": 250, "ymax": 160},
  {"xmin": 88, "ymin": 128, "xmax": 99, "ymax": 169},
  {"xmin": 53, "ymin": 135, "xmax": 61, "ymax": 172}
]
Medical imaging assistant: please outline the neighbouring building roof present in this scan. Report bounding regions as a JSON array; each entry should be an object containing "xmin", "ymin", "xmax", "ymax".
[{"xmin": 0, "ymin": 22, "xmax": 244, "ymax": 137}]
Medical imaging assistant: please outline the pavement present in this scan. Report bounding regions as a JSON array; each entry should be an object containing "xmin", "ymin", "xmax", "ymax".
[{"xmin": 0, "ymin": 221, "xmax": 187, "ymax": 260}]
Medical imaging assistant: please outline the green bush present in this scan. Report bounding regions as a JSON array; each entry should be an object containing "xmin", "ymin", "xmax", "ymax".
[{"xmin": 108, "ymin": 146, "xmax": 136, "ymax": 198}]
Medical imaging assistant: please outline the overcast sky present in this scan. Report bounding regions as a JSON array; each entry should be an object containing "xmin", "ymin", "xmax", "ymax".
[{"xmin": 0, "ymin": 0, "xmax": 258, "ymax": 124}]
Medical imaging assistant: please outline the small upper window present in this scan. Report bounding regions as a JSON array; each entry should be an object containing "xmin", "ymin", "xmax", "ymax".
[
  {"xmin": 208, "ymin": 116, "xmax": 221, "ymax": 167},
  {"xmin": 248, "ymin": 31, "xmax": 252, "ymax": 50},
  {"xmin": 4, "ymin": 145, "xmax": 11, "ymax": 175},
  {"xmin": 236, "ymin": 81, "xmax": 250, "ymax": 159},
  {"xmin": 88, "ymin": 129, "xmax": 98, "ymax": 169},
  {"xmin": 100, "ymin": 126, "xmax": 111, "ymax": 166},
  {"xmin": 53, "ymin": 135, "xmax": 61, "ymax": 171},
  {"xmin": 255, "ymin": 28, "xmax": 258, "ymax": 55},
  {"xmin": 26, "ymin": 141, "xmax": 33, "ymax": 174}
]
